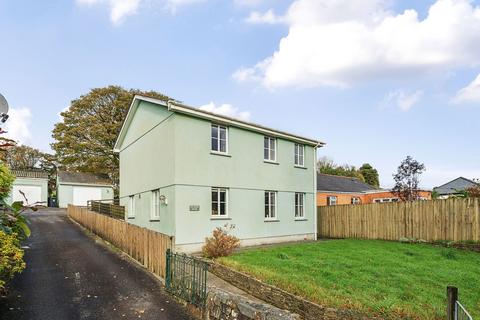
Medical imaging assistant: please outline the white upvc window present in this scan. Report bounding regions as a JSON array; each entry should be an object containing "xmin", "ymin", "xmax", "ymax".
[
  {"xmin": 151, "ymin": 190, "xmax": 160, "ymax": 220},
  {"xmin": 128, "ymin": 195, "xmax": 135, "ymax": 218},
  {"xmin": 351, "ymin": 197, "xmax": 361, "ymax": 205},
  {"xmin": 294, "ymin": 144, "xmax": 304, "ymax": 167},
  {"xmin": 264, "ymin": 137, "xmax": 277, "ymax": 162},
  {"xmin": 211, "ymin": 124, "xmax": 228, "ymax": 154},
  {"xmin": 295, "ymin": 192, "xmax": 305, "ymax": 218},
  {"xmin": 265, "ymin": 191, "xmax": 277, "ymax": 219},
  {"xmin": 212, "ymin": 188, "xmax": 228, "ymax": 217},
  {"xmin": 327, "ymin": 196, "xmax": 337, "ymax": 206}
]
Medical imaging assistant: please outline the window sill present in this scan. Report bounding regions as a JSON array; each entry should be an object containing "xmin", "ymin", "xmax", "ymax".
[
  {"xmin": 294, "ymin": 165, "xmax": 307, "ymax": 169},
  {"xmin": 264, "ymin": 219, "xmax": 280, "ymax": 222},
  {"xmin": 264, "ymin": 160, "xmax": 279, "ymax": 165},
  {"xmin": 211, "ymin": 151, "xmax": 231, "ymax": 157},
  {"xmin": 127, "ymin": 217, "xmax": 135, "ymax": 219},
  {"xmin": 150, "ymin": 219, "xmax": 160, "ymax": 222},
  {"xmin": 294, "ymin": 218, "xmax": 308, "ymax": 221},
  {"xmin": 210, "ymin": 217, "xmax": 231, "ymax": 221}
]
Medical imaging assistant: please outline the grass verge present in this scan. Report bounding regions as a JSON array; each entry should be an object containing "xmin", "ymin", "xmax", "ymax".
[{"xmin": 218, "ymin": 239, "xmax": 480, "ymax": 319}]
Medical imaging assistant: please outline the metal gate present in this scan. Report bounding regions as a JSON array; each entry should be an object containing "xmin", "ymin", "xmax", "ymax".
[
  {"xmin": 165, "ymin": 249, "xmax": 208, "ymax": 308},
  {"xmin": 455, "ymin": 301, "xmax": 473, "ymax": 320},
  {"xmin": 447, "ymin": 286, "xmax": 473, "ymax": 320}
]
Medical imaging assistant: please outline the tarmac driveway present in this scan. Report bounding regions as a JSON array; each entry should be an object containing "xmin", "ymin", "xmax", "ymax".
[{"xmin": 0, "ymin": 208, "xmax": 194, "ymax": 320}]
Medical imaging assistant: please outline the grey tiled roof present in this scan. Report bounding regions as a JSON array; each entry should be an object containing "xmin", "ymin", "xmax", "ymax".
[
  {"xmin": 433, "ymin": 177, "xmax": 478, "ymax": 195},
  {"xmin": 317, "ymin": 173, "xmax": 378, "ymax": 193},
  {"xmin": 12, "ymin": 169, "xmax": 49, "ymax": 179},
  {"xmin": 58, "ymin": 171, "xmax": 112, "ymax": 186}
]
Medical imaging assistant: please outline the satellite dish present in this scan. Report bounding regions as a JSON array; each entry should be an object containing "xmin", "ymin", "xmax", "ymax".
[
  {"xmin": 0, "ymin": 94, "xmax": 9, "ymax": 123},
  {"xmin": 0, "ymin": 94, "xmax": 8, "ymax": 115}
]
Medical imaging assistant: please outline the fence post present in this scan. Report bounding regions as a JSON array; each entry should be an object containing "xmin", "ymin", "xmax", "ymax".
[
  {"xmin": 165, "ymin": 249, "xmax": 171, "ymax": 289},
  {"xmin": 447, "ymin": 286, "xmax": 458, "ymax": 320}
]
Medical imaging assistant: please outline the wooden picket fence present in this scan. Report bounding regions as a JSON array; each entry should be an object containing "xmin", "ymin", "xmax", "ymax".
[
  {"xmin": 317, "ymin": 198, "xmax": 480, "ymax": 242},
  {"xmin": 68, "ymin": 205, "xmax": 174, "ymax": 279}
]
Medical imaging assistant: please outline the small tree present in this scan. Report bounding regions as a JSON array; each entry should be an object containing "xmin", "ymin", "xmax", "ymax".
[
  {"xmin": 392, "ymin": 156, "xmax": 425, "ymax": 201},
  {"xmin": 359, "ymin": 163, "xmax": 380, "ymax": 187}
]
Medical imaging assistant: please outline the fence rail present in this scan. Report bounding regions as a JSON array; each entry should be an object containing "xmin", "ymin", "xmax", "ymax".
[
  {"xmin": 87, "ymin": 200, "xmax": 125, "ymax": 220},
  {"xmin": 68, "ymin": 205, "xmax": 174, "ymax": 279},
  {"xmin": 317, "ymin": 198, "xmax": 480, "ymax": 242}
]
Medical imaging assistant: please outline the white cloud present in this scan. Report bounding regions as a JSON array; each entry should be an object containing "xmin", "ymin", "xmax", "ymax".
[
  {"xmin": 453, "ymin": 73, "xmax": 480, "ymax": 103},
  {"xmin": 77, "ymin": 0, "xmax": 141, "ymax": 25},
  {"xmin": 383, "ymin": 90, "xmax": 423, "ymax": 111},
  {"xmin": 245, "ymin": 9, "xmax": 282, "ymax": 24},
  {"xmin": 76, "ymin": 0, "xmax": 203, "ymax": 24},
  {"xmin": 198, "ymin": 102, "xmax": 251, "ymax": 120},
  {"xmin": 4, "ymin": 107, "xmax": 32, "ymax": 145},
  {"xmin": 235, "ymin": 0, "xmax": 480, "ymax": 88}
]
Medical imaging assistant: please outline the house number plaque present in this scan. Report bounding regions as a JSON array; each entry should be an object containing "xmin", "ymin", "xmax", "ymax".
[{"xmin": 189, "ymin": 205, "xmax": 200, "ymax": 211}]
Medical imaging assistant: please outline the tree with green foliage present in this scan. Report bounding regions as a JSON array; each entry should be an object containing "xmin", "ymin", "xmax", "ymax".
[
  {"xmin": 359, "ymin": 163, "xmax": 380, "ymax": 188},
  {"xmin": 392, "ymin": 156, "xmax": 426, "ymax": 201},
  {"xmin": 0, "ymin": 163, "xmax": 14, "ymax": 199},
  {"xmin": 5, "ymin": 145, "xmax": 54, "ymax": 171},
  {"xmin": 51, "ymin": 86, "xmax": 170, "ymax": 192}
]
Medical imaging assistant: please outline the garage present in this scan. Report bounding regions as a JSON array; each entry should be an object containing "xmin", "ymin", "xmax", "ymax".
[
  {"xmin": 9, "ymin": 169, "xmax": 49, "ymax": 206},
  {"xmin": 12, "ymin": 185, "xmax": 42, "ymax": 204},
  {"xmin": 57, "ymin": 171, "xmax": 113, "ymax": 208},
  {"xmin": 72, "ymin": 186, "xmax": 102, "ymax": 206}
]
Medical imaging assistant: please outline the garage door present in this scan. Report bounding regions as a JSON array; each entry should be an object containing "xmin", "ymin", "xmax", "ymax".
[
  {"xmin": 73, "ymin": 187, "xmax": 102, "ymax": 206},
  {"xmin": 12, "ymin": 185, "xmax": 42, "ymax": 205}
]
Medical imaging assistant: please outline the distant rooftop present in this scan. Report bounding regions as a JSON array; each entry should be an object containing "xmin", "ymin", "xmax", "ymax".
[
  {"xmin": 57, "ymin": 171, "xmax": 112, "ymax": 186},
  {"xmin": 12, "ymin": 169, "xmax": 49, "ymax": 180},
  {"xmin": 434, "ymin": 177, "xmax": 479, "ymax": 195},
  {"xmin": 317, "ymin": 173, "xmax": 378, "ymax": 193}
]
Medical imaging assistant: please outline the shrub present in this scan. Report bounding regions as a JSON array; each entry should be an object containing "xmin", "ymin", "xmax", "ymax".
[
  {"xmin": 0, "ymin": 231, "xmax": 25, "ymax": 295},
  {"xmin": 202, "ymin": 224, "xmax": 240, "ymax": 259},
  {"xmin": 0, "ymin": 164, "xmax": 14, "ymax": 199}
]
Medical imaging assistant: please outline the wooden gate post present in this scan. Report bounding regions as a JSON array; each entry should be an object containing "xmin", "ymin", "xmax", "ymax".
[{"xmin": 447, "ymin": 286, "xmax": 458, "ymax": 320}]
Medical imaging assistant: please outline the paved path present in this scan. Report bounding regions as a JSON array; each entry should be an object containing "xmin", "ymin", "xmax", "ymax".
[{"xmin": 0, "ymin": 209, "xmax": 194, "ymax": 320}]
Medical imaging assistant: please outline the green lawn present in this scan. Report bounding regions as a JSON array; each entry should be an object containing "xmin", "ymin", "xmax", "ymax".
[{"xmin": 217, "ymin": 240, "xmax": 480, "ymax": 319}]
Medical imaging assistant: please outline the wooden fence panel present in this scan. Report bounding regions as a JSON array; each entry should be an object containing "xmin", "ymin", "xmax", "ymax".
[
  {"xmin": 317, "ymin": 198, "xmax": 480, "ymax": 242},
  {"xmin": 67, "ymin": 205, "xmax": 174, "ymax": 279}
]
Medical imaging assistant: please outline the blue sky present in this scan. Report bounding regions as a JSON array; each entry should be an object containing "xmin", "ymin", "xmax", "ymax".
[{"xmin": 0, "ymin": 0, "xmax": 479, "ymax": 188}]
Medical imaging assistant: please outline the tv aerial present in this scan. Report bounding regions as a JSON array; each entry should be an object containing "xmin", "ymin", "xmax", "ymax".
[{"xmin": 0, "ymin": 93, "xmax": 9, "ymax": 123}]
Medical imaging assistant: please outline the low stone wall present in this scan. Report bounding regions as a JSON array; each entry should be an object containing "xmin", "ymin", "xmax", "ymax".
[
  {"xmin": 205, "ymin": 287, "xmax": 300, "ymax": 320},
  {"xmin": 209, "ymin": 262, "xmax": 379, "ymax": 320}
]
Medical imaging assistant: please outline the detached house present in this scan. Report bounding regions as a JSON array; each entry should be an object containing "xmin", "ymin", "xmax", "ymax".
[{"xmin": 114, "ymin": 95, "xmax": 324, "ymax": 252}]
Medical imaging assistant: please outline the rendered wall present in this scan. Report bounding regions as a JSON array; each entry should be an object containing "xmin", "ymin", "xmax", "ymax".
[{"xmin": 58, "ymin": 184, "xmax": 113, "ymax": 208}]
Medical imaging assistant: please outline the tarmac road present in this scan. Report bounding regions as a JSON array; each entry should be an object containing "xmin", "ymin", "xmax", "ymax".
[{"xmin": 0, "ymin": 208, "xmax": 194, "ymax": 320}]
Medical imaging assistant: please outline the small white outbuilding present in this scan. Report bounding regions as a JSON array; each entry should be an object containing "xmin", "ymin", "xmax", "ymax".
[{"xmin": 57, "ymin": 171, "xmax": 113, "ymax": 208}]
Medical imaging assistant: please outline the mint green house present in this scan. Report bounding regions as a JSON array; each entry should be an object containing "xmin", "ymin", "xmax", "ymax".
[{"xmin": 114, "ymin": 95, "xmax": 324, "ymax": 252}]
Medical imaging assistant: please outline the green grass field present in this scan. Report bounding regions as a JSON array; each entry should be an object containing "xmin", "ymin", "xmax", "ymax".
[{"xmin": 218, "ymin": 240, "xmax": 480, "ymax": 319}]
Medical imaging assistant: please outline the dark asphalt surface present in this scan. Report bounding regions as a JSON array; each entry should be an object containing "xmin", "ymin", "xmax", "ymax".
[{"xmin": 0, "ymin": 208, "xmax": 194, "ymax": 320}]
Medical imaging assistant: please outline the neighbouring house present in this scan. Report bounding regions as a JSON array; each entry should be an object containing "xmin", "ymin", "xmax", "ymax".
[
  {"xmin": 57, "ymin": 171, "xmax": 114, "ymax": 208},
  {"xmin": 8, "ymin": 169, "xmax": 49, "ymax": 205},
  {"xmin": 433, "ymin": 177, "xmax": 479, "ymax": 199},
  {"xmin": 114, "ymin": 95, "xmax": 324, "ymax": 253},
  {"xmin": 317, "ymin": 173, "xmax": 431, "ymax": 206}
]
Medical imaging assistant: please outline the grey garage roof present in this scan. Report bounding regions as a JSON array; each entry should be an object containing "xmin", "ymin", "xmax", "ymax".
[
  {"xmin": 12, "ymin": 169, "xmax": 49, "ymax": 179},
  {"xmin": 57, "ymin": 171, "xmax": 112, "ymax": 186},
  {"xmin": 317, "ymin": 173, "xmax": 378, "ymax": 193},
  {"xmin": 433, "ymin": 177, "xmax": 479, "ymax": 195}
]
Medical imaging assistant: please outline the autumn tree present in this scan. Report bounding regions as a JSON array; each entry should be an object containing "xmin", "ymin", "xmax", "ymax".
[
  {"xmin": 5, "ymin": 145, "xmax": 51, "ymax": 170},
  {"xmin": 392, "ymin": 156, "xmax": 426, "ymax": 201},
  {"xmin": 51, "ymin": 86, "xmax": 170, "ymax": 192},
  {"xmin": 359, "ymin": 163, "xmax": 380, "ymax": 188}
]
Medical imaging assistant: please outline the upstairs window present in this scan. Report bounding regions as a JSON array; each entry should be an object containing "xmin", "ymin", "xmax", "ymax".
[
  {"xmin": 151, "ymin": 190, "xmax": 160, "ymax": 220},
  {"xmin": 294, "ymin": 144, "xmax": 304, "ymax": 166},
  {"xmin": 211, "ymin": 124, "xmax": 228, "ymax": 153},
  {"xmin": 264, "ymin": 137, "xmax": 277, "ymax": 162},
  {"xmin": 295, "ymin": 193, "xmax": 305, "ymax": 218},
  {"xmin": 265, "ymin": 191, "xmax": 277, "ymax": 219},
  {"xmin": 327, "ymin": 196, "xmax": 337, "ymax": 206},
  {"xmin": 212, "ymin": 188, "xmax": 228, "ymax": 216},
  {"xmin": 351, "ymin": 197, "xmax": 361, "ymax": 205}
]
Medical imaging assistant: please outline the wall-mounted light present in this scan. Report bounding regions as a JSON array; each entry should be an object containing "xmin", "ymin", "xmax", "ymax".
[{"xmin": 160, "ymin": 195, "xmax": 168, "ymax": 205}]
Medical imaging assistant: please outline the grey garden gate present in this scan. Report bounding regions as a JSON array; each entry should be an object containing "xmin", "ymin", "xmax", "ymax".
[{"xmin": 165, "ymin": 249, "xmax": 208, "ymax": 308}]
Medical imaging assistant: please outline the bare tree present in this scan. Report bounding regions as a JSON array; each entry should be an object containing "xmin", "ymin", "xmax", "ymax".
[{"xmin": 392, "ymin": 156, "xmax": 425, "ymax": 201}]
